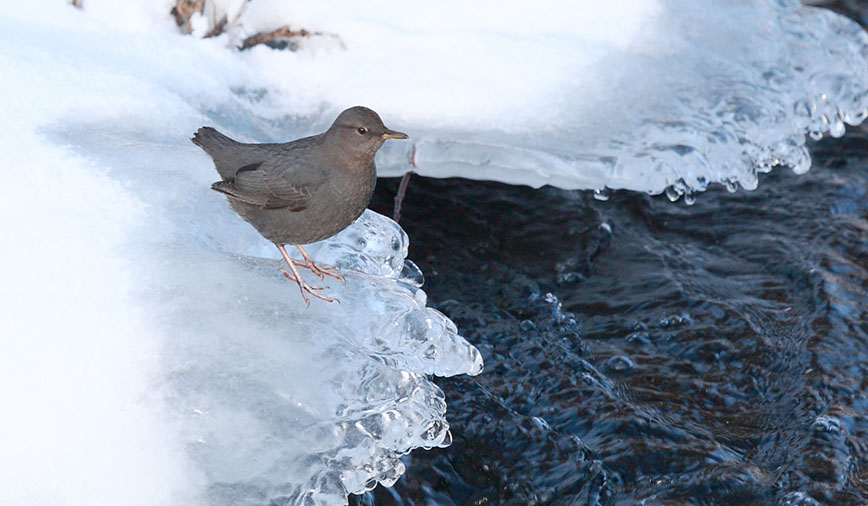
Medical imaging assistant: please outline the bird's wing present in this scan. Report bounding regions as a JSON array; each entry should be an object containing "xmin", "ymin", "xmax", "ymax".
[{"xmin": 211, "ymin": 162, "xmax": 314, "ymax": 211}]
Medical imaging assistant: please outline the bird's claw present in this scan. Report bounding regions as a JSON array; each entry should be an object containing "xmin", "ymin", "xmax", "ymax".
[
  {"xmin": 291, "ymin": 258, "xmax": 344, "ymax": 282},
  {"xmin": 279, "ymin": 267, "xmax": 299, "ymax": 282},
  {"xmin": 307, "ymin": 289, "xmax": 339, "ymax": 305},
  {"xmin": 312, "ymin": 263, "xmax": 345, "ymax": 282},
  {"xmin": 277, "ymin": 244, "xmax": 341, "ymax": 305},
  {"xmin": 279, "ymin": 268, "xmax": 337, "ymax": 306},
  {"xmin": 281, "ymin": 269, "xmax": 326, "ymax": 290}
]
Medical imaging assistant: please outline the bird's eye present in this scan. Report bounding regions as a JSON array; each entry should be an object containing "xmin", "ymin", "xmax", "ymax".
[{"xmin": 357, "ymin": 127, "xmax": 367, "ymax": 135}]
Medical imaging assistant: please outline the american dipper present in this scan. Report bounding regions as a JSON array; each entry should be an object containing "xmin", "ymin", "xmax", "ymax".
[{"xmin": 192, "ymin": 106, "xmax": 408, "ymax": 305}]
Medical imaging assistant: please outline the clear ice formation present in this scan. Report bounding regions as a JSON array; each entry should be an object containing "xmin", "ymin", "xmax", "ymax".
[
  {"xmin": 153, "ymin": 0, "xmax": 868, "ymax": 201},
  {"xmin": 2, "ymin": 2, "xmax": 485, "ymax": 504},
  {"xmin": 3, "ymin": 0, "xmax": 868, "ymax": 505},
  {"xmin": 371, "ymin": 0, "xmax": 868, "ymax": 199},
  {"xmin": 164, "ymin": 210, "xmax": 483, "ymax": 506},
  {"xmin": 203, "ymin": 0, "xmax": 868, "ymax": 199}
]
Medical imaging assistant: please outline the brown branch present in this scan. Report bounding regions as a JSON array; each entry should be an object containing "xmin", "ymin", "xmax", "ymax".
[
  {"xmin": 393, "ymin": 171, "xmax": 414, "ymax": 223},
  {"xmin": 203, "ymin": 15, "xmax": 227, "ymax": 38},
  {"xmin": 169, "ymin": 1, "xmax": 338, "ymax": 50},
  {"xmin": 171, "ymin": 0, "xmax": 204, "ymax": 34},
  {"xmin": 239, "ymin": 25, "xmax": 316, "ymax": 50},
  {"xmin": 204, "ymin": 1, "xmax": 249, "ymax": 39}
]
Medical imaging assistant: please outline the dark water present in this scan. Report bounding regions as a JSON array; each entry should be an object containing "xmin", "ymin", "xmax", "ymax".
[{"xmin": 353, "ymin": 122, "xmax": 868, "ymax": 506}]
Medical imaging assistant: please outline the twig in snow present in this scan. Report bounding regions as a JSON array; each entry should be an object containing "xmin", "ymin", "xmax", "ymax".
[{"xmin": 239, "ymin": 25, "xmax": 318, "ymax": 50}]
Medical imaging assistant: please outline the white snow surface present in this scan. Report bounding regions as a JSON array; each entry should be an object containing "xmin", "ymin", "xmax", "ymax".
[
  {"xmin": 1, "ymin": 0, "xmax": 867, "ymax": 505},
  {"xmin": 190, "ymin": 0, "xmax": 866, "ymax": 197},
  {"xmin": 0, "ymin": 2, "xmax": 483, "ymax": 506}
]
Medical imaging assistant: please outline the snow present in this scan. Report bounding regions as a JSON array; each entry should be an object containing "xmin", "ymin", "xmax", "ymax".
[
  {"xmin": 0, "ymin": 0, "xmax": 865, "ymax": 504},
  {"xmin": 0, "ymin": 2, "xmax": 481, "ymax": 505},
  {"xmin": 185, "ymin": 0, "xmax": 868, "ymax": 197}
]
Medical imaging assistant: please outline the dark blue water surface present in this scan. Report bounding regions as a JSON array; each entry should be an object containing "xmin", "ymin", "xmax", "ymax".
[{"xmin": 356, "ymin": 120, "xmax": 868, "ymax": 506}]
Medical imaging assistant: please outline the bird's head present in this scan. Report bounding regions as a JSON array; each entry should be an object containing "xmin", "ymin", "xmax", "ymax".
[{"xmin": 326, "ymin": 106, "xmax": 408, "ymax": 158}]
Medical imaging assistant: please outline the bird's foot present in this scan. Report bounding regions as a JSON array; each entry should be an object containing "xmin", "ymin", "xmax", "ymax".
[
  {"xmin": 292, "ymin": 245, "xmax": 345, "ymax": 282},
  {"xmin": 291, "ymin": 258, "xmax": 345, "ymax": 282},
  {"xmin": 280, "ymin": 269, "xmax": 339, "ymax": 306},
  {"xmin": 277, "ymin": 243, "xmax": 342, "ymax": 305}
]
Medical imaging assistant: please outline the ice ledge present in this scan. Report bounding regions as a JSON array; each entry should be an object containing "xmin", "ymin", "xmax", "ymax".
[
  {"xmin": 160, "ymin": 210, "xmax": 482, "ymax": 506},
  {"xmin": 371, "ymin": 1, "xmax": 868, "ymax": 201}
]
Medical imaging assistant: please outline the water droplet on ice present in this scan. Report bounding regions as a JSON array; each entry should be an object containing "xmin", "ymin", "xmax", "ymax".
[
  {"xmin": 593, "ymin": 188, "xmax": 610, "ymax": 201},
  {"xmin": 684, "ymin": 191, "xmax": 696, "ymax": 206}
]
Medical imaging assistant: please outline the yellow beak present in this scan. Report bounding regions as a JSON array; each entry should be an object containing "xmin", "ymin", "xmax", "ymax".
[{"xmin": 382, "ymin": 129, "xmax": 408, "ymax": 140}]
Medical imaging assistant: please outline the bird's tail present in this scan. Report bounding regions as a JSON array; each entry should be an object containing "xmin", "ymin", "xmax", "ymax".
[{"xmin": 191, "ymin": 127, "xmax": 245, "ymax": 180}]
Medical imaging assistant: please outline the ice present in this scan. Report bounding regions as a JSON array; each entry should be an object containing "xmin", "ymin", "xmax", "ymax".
[
  {"xmin": 158, "ymin": 210, "xmax": 482, "ymax": 505},
  {"xmin": 0, "ymin": 2, "xmax": 481, "ymax": 505},
  {"xmin": 2, "ymin": 0, "xmax": 866, "ymax": 505},
  {"xmin": 201, "ymin": 0, "xmax": 868, "ymax": 197}
]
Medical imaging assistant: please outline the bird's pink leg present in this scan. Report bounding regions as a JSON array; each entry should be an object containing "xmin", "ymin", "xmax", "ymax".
[
  {"xmin": 275, "ymin": 244, "xmax": 338, "ymax": 305},
  {"xmin": 293, "ymin": 245, "xmax": 345, "ymax": 282}
]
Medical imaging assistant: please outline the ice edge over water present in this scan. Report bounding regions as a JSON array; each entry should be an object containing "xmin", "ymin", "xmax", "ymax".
[
  {"xmin": 172, "ymin": 0, "xmax": 868, "ymax": 200},
  {"xmin": 163, "ymin": 211, "xmax": 482, "ymax": 506},
  {"xmin": 372, "ymin": 1, "xmax": 868, "ymax": 199},
  {"xmin": 1, "ymin": 2, "xmax": 485, "ymax": 504},
  {"xmin": 3, "ymin": 0, "xmax": 867, "ymax": 505}
]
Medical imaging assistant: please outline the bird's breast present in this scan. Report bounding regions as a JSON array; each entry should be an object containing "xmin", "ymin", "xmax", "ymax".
[{"xmin": 298, "ymin": 161, "xmax": 377, "ymax": 242}]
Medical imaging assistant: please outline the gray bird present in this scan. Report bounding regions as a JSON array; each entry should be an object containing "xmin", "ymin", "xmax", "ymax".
[{"xmin": 192, "ymin": 106, "xmax": 408, "ymax": 305}]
